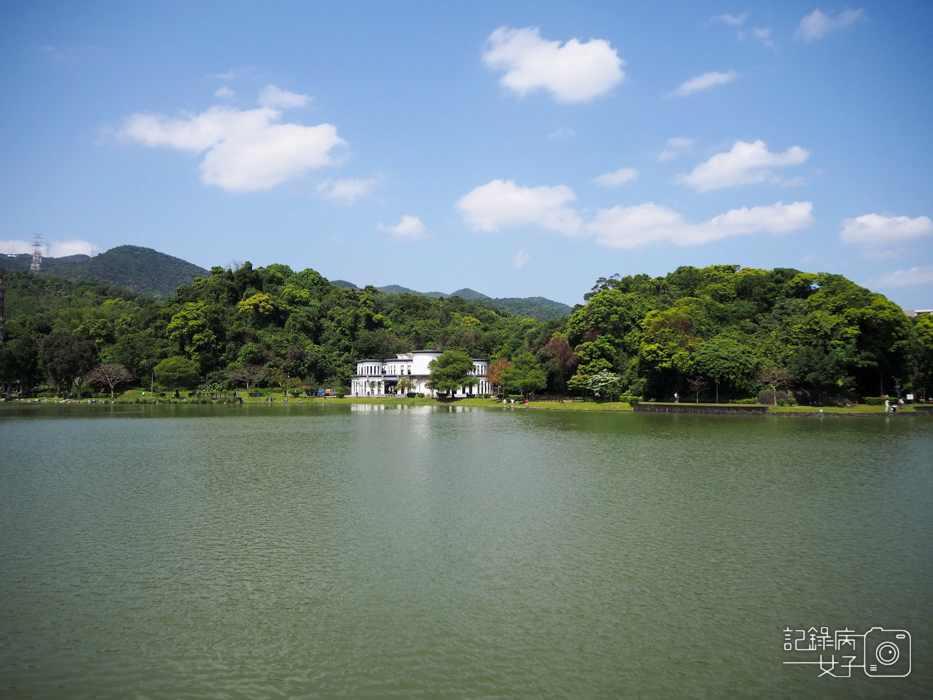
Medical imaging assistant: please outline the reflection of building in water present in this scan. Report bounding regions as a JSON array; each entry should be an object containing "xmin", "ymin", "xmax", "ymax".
[{"xmin": 351, "ymin": 351, "xmax": 489, "ymax": 397}]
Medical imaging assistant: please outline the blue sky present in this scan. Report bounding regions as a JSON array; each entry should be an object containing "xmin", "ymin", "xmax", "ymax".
[{"xmin": 1, "ymin": 1, "xmax": 931, "ymax": 308}]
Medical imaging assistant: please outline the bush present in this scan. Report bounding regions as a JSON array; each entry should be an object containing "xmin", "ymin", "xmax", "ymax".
[
  {"xmin": 416, "ymin": 393, "xmax": 425, "ymax": 398},
  {"xmin": 406, "ymin": 392, "xmax": 416, "ymax": 398},
  {"xmin": 728, "ymin": 398, "xmax": 759, "ymax": 404},
  {"xmin": 482, "ymin": 393, "xmax": 490, "ymax": 399},
  {"xmin": 863, "ymin": 396, "xmax": 887, "ymax": 406},
  {"xmin": 618, "ymin": 395, "xmax": 643, "ymax": 404}
]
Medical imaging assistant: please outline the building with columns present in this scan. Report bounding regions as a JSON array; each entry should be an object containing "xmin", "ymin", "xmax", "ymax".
[{"xmin": 351, "ymin": 351, "xmax": 490, "ymax": 397}]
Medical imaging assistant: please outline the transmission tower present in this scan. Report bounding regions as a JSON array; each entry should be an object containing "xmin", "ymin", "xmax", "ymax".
[{"xmin": 30, "ymin": 234, "xmax": 42, "ymax": 272}]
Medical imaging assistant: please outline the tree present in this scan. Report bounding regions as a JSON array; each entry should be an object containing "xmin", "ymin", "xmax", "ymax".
[
  {"xmin": 230, "ymin": 364, "xmax": 265, "ymax": 393},
  {"xmin": 39, "ymin": 332, "xmax": 98, "ymax": 397},
  {"xmin": 760, "ymin": 366, "xmax": 791, "ymax": 405},
  {"xmin": 687, "ymin": 375, "xmax": 708, "ymax": 404},
  {"xmin": 692, "ymin": 334, "xmax": 763, "ymax": 401},
  {"xmin": 487, "ymin": 357, "xmax": 513, "ymax": 396},
  {"xmin": 396, "ymin": 375, "xmax": 415, "ymax": 396},
  {"xmin": 427, "ymin": 350, "xmax": 478, "ymax": 396},
  {"xmin": 587, "ymin": 370, "xmax": 625, "ymax": 401},
  {"xmin": 544, "ymin": 332, "xmax": 579, "ymax": 393},
  {"xmin": 87, "ymin": 363, "xmax": 133, "ymax": 399},
  {"xmin": 913, "ymin": 315, "xmax": 933, "ymax": 400},
  {"xmin": 154, "ymin": 356, "xmax": 200, "ymax": 391},
  {"xmin": 0, "ymin": 343, "xmax": 17, "ymax": 399},
  {"xmin": 500, "ymin": 352, "xmax": 547, "ymax": 397}
]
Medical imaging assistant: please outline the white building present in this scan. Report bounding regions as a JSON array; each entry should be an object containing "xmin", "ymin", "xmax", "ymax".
[{"xmin": 350, "ymin": 351, "xmax": 490, "ymax": 397}]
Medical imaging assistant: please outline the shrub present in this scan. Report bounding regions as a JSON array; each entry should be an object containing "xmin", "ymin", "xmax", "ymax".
[
  {"xmin": 728, "ymin": 398, "xmax": 759, "ymax": 404},
  {"xmin": 482, "ymin": 393, "xmax": 491, "ymax": 399},
  {"xmin": 416, "ymin": 393, "xmax": 425, "ymax": 398},
  {"xmin": 618, "ymin": 395, "xmax": 643, "ymax": 404},
  {"xmin": 863, "ymin": 396, "xmax": 887, "ymax": 406}
]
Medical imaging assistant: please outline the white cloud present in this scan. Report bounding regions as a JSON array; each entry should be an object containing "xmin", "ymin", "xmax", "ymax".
[
  {"xmin": 668, "ymin": 70, "xmax": 738, "ymax": 97},
  {"xmin": 839, "ymin": 213, "xmax": 933, "ymax": 245},
  {"xmin": 677, "ymin": 140, "xmax": 810, "ymax": 191},
  {"xmin": 546, "ymin": 126, "xmax": 576, "ymax": 140},
  {"xmin": 0, "ymin": 238, "xmax": 94, "ymax": 256},
  {"xmin": 795, "ymin": 9, "xmax": 865, "ymax": 43},
  {"xmin": 456, "ymin": 180, "xmax": 582, "ymax": 235},
  {"xmin": 317, "ymin": 177, "xmax": 379, "ymax": 205},
  {"xmin": 781, "ymin": 176, "xmax": 808, "ymax": 188},
  {"xmin": 258, "ymin": 84, "xmax": 310, "ymax": 109},
  {"xmin": 214, "ymin": 86, "xmax": 234, "ymax": 100},
  {"xmin": 710, "ymin": 12, "xmax": 748, "ymax": 26},
  {"xmin": 213, "ymin": 69, "xmax": 242, "ymax": 81},
  {"xmin": 739, "ymin": 27, "xmax": 775, "ymax": 48},
  {"xmin": 512, "ymin": 250, "xmax": 531, "ymax": 270},
  {"xmin": 482, "ymin": 26, "xmax": 625, "ymax": 103},
  {"xmin": 593, "ymin": 167, "xmax": 639, "ymax": 187},
  {"xmin": 114, "ymin": 89, "xmax": 345, "ymax": 192},
  {"xmin": 379, "ymin": 215, "xmax": 426, "ymax": 241},
  {"xmin": 658, "ymin": 137, "xmax": 694, "ymax": 162},
  {"xmin": 870, "ymin": 265, "xmax": 933, "ymax": 288},
  {"xmin": 586, "ymin": 201, "xmax": 813, "ymax": 249},
  {"xmin": 456, "ymin": 180, "xmax": 812, "ymax": 251}
]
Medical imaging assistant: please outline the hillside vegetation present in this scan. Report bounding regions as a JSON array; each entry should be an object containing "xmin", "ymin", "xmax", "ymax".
[
  {"xmin": 2, "ymin": 245, "xmax": 208, "ymax": 298},
  {"xmin": 0, "ymin": 262, "xmax": 930, "ymax": 402}
]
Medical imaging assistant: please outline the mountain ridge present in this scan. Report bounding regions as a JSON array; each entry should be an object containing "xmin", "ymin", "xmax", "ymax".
[{"xmin": 0, "ymin": 246, "xmax": 573, "ymax": 320}]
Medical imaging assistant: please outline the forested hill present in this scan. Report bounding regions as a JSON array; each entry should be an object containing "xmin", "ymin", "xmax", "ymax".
[
  {"xmin": 370, "ymin": 284, "xmax": 573, "ymax": 321},
  {"xmin": 1, "ymin": 262, "xmax": 929, "ymax": 402},
  {"xmin": 1, "ymin": 245, "xmax": 209, "ymax": 298}
]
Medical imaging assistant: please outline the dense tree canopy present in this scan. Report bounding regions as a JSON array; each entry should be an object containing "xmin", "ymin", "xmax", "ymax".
[{"xmin": 0, "ymin": 262, "xmax": 929, "ymax": 401}]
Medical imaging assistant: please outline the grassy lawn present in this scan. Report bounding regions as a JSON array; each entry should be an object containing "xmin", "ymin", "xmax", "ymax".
[{"xmin": 41, "ymin": 390, "xmax": 927, "ymax": 415}]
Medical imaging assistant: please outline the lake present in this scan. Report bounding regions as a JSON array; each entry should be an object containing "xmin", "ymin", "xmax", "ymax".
[{"xmin": 1, "ymin": 403, "xmax": 930, "ymax": 698}]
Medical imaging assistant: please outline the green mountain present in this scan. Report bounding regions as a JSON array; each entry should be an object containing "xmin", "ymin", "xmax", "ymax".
[
  {"xmin": 1, "ymin": 245, "xmax": 208, "ymax": 299},
  {"xmin": 375, "ymin": 285, "xmax": 572, "ymax": 320}
]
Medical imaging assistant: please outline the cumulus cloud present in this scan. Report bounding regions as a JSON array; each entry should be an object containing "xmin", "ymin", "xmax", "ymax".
[
  {"xmin": 0, "ymin": 238, "xmax": 95, "ymax": 257},
  {"xmin": 317, "ymin": 177, "xmax": 379, "ymax": 205},
  {"xmin": 795, "ymin": 9, "xmax": 864, "ymax": 43},
  {"xmin": 482, "ymin": 26, "xmax": 625, "ymax": 103},
  {"xmin": 379, "ymin": 215, "xmax": 426, "ymax": 241},
  {"xmin": 839, "ymin": 213, "xmax": 933, "ymax": 245},
  {"xmin": 658, "ymin": 137, "xmax": 694, "ymax": 162},
  {"xmin": 586, "ymin": 201, "xmax": 813, "ymax": 249},
  {"xmin": 512, "ymin": 250, "xmax": 531, "ymax": 270},
  {"xmin": 456, "ymin": 180, "xmax": 582, "ymax": 235},
  {"xmin": 710, "ymin": 12, "xmax": 748, "ymax": 26},
  {"xmin": 258, "ymin": 85, "xmax": 310, "ymax": 109},
  {"xmin": 214, "ymin": 86, "xmax": 234, "ymax": 100},
  {"xmin": 870, "ymin": 265, "xmax": 933, "ymax": 288},
  {"xmin": 456, "ymin": 180, "xmax": 812, "ymax": 250},
  {"xmin": 677, "ymin": 140, "xmax": 810, "ymax": 191},
  {"xmin": 114, "ymin": 87, "xmax": 345, "ymax": 192},
  {"xmin": 593, "ymin": 167, "xmax": 639, "ymax": 187},
  {"xmin": 668, "ymin": 70, "xmax": 738, "ymax": 97}
]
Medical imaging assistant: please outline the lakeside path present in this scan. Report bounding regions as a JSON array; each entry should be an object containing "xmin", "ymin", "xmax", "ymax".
[{"xmin": 3, "ymin": 393, "xmax": 929, "ymax": 416}]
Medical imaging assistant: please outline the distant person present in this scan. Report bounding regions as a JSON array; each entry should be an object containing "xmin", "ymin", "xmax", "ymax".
[
  {"xmin": 674, "ymin": 392, "xmax": 679, "ymax": 403},
  {"xmin": 885, "ymin": 399, "xmax": 890, "ymax": 413},
  {"xmin": 899, "ymin": 398, "xmax": 905, "ymax": 408}
]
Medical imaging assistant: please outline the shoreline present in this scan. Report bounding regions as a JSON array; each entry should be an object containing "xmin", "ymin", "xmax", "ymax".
[{"xmin": 1, "ymin": 395, "xmax": 928, "ymax": 417}]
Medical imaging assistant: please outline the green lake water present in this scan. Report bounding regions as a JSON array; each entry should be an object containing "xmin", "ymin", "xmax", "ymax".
[{"xmin": 1, "ymin": 403, "xmax": 930, "ymax": 698}]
